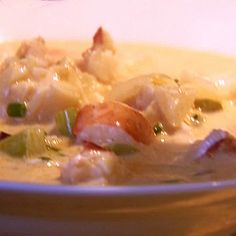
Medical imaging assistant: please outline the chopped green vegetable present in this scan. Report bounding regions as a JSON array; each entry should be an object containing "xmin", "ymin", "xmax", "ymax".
[
  {"xmin": 105, "ymin": 143, "xmax": 139, "ymax": 155},
  {"xmin": 153, "ymin": 122, "xmax": 164, "ymax": 135},
  {"xmin": 55, "ymin": 107, "xmax": 77, "ymax": 136},
  {"xmin": 194, "ymin": 98, "xmax": 223, "ymax": 112},
  {"xmin": 0, "ymin": 128, "xmax": 47, "ymax": 158},
  {"xmin": 7, "ymin": 102, "xmax": 27, "ymax": 118}
]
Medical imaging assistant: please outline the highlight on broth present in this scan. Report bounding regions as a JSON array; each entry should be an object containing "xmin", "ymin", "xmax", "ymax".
[{"xmin": 1, "ymin": 27, "xmax": 236, "ymax": 185}]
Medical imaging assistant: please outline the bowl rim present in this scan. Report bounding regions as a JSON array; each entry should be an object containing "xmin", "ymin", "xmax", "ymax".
[{"xmin": 1, "ymin": 179, "xmax": 236, "ymax": 197}]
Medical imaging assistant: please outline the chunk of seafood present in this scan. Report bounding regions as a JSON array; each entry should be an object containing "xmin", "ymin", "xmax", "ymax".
[
  {"xmin": 60, "ymin": 149, "xmax": 118, "ymax": 184},
  {"xmin": 16, "ymin": 37, "xmax": 65, "ymax": 66},
  {"xmin": 110, "ymin": 73, "xmax": 194, "ymax": 132},
  {"xmin": 16, "ymin": 37, "xmax": 47, "ymax": 59},
  {"xmin": 0, "ymin": 40, "xmax": 107, "ymax": 121},
  {"xmin": 181, "ymin": 71, "xmax": 223, "ymax": 100},
  {"xmin": 78, "ymin": 27, "xmax": 121, "ymax": 84},
  {"xmin": 194, "ymin": 129, "xmax": 236, "ymax": 158},
  {"xmin": 90, "ymin": 27, "xmax": 115, "ymax": 52},
  {"xmin": 73, "ymin": 101, "xmax": 154, "ymax": 146}
]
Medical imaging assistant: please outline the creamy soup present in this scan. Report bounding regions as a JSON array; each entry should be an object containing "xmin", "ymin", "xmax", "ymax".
[{"xmin": 1, "ymin": 27, "xmax": 236, "ymax": 186}]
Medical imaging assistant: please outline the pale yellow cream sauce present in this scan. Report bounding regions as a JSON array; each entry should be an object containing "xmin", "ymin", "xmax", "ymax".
[{"xmin": 1, "ymin": 41, "xmax": 236, "ymax": 185}]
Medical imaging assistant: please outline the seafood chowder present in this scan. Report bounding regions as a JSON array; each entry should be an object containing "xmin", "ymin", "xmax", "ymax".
[{"xmin": 1, "ymin": 27, "xmax": 236, "ymax": 186}]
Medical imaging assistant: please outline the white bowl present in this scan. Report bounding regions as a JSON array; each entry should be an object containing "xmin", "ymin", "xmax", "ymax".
[
  {"xmin": 1, "ymin": 1, "xmax": 236, "ymax": 235},
  {"xmin": 1, "ymin": 181, "xmax": 236, "ymax": 235}
]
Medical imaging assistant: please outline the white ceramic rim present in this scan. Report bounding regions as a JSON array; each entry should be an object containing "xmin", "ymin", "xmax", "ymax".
[{"xmin": 1, "ymin": 179, "xmax": 236, "ymax": 197}]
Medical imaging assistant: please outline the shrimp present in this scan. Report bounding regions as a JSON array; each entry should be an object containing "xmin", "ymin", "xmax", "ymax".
[
  {"xmin": 78, "ymin": 27, "xmax": 120, "ymax": 84},
  {"xmin": 16, "ymin": 37, "xmax": 46, "ymax": 59},
  {"xmin": 194, "ymin": 129, "xmax": 236, "ymax": 158},
  {"xmin": 110, "ymin": 73, "xmax": 194, "ymax": 132},
  {"xmin": 90, "ymin": 27, "xmax": 115, "ymax": 52},
  {"xmin": 60, "ymin": 148, "xmax": 119, "ymax": 184},
  {"xmin": 16, "ymin": 37, "xmax": 65, "ymax": 66},
  {"xmin": 73, "ymin": 101, "xmax": 154, "ymax": 146}
]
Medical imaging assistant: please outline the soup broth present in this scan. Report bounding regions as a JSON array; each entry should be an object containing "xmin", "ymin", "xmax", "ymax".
[{"xmin": 1, "ymin": 28, "xmax": 236, "ymax": 185}]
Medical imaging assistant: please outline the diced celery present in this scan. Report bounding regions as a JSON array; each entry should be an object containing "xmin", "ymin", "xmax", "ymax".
[
  {"xmin": 194, "ymin": 98, "xmax": 222, "ymax": 112},
  {"xmin": 105, "ymin": 143, "xmax": 139, "ymax": 155},
  {"xmin": 0, "ymin": 128, "xmax": 47, "ymax": 158},
  {"xmin": 55, "ymin": 107, "xmax": 77, "ymax": 137}
]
